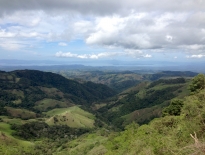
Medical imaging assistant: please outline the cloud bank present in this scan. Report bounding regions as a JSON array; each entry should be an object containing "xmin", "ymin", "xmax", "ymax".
[{"xmin": 0, "ymin": 0, "xmax": 204, "ymax": 60}]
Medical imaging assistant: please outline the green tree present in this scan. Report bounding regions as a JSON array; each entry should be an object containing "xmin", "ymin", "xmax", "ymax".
[
  {"xmin": 189, "ymin": 74, "xmax": 205, "ymax": 93},
  {"xmin": 162, "ymin": 99, "xmax": 183, "ymax": 116}
]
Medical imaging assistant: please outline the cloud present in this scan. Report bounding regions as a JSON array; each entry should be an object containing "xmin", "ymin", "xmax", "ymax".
[
  {"xmin": 0, "ymin": 0, "xmax": 205, "ymax": 59},
  {"xmin": 0, "ymin": 41, "xmax": 25, "ymax": 51},
  {"xmin": 84, "ymin": 11, "xmax": 205, "ymax": 54},
  {"xmin": 143, "ymin": 54, "xmax": 152, "ymax": 58},
  {"xmin": 58, "ymin": 42, "xmax": 67, "ymax": 46},
  {"xmin": 186, "ymin": 54, "xmax": 205, "ymax": 59},
  {"xmin": 55, "ymin": 51, "xmax": 120, "ymax": 59},
  {"xmin": 55, "ymin": 50, "xmax": 152, "ymax": 59},
  {"xmin": 0, "ymin": 0, "xmax": 205, "ymax": 16},
  {"xmin": 0, "ymin": 29, "xmax": 16, "ymax": 38}
]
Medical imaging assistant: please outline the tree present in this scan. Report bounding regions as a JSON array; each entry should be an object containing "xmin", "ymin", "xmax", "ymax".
[
  {"xmin": 189, "ymin": 74, "xmax": 205, "ymax": 93},
  {"xmin": 162, "ymin": 99, "xmax": 184, "ymax": 116}
]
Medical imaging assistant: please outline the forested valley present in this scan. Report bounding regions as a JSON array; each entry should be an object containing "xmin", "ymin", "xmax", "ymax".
[{"xmin": 0, "ymin": 69, "xmax": 205, "ymax": 155}]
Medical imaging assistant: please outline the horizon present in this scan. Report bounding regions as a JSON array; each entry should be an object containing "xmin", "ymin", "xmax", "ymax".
[{"xmin": 0, "ymin": 59, "xmax": 205, "ymax": 73}]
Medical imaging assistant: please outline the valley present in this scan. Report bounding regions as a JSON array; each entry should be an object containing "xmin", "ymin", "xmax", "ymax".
[{"xmin": 0, "ymin": 68, "xmax": 204, "ymax": 155}]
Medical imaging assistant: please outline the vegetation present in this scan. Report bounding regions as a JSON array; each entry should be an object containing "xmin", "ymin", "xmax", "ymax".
[
  {"xmin": 45, "ymin": 106, "xmax": 95, "ymax": 128},
  {"xmin": 103, "ymin": 87, "xmax": 205, "ymax": 155},
  {"xmin": 95, "ymin": 78, "xmax": 190, "ymax": 128},
  {"xmin": 0, "ymin": 70, "xmax": 204, "ymax": 155},
  {"xmin": 162, "ymin": 99, "xmax": 183, "ymax": 116},
  {"xmin": 0, "ymin": 70, "xmax": 116, "ymax": 111},
  {"xmin": 57, "ymin": 70, "xmax": 197, "ymax": 92},
  {"xmin": 189, "ymin": 73, "xmax": 205, "ymax": 93}
]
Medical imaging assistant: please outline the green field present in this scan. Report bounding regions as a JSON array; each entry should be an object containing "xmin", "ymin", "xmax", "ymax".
[
  {"xmin": 34, "ymin": 98, "xmax": 72, "ymax": 112},
  {"xmin": 45, "ymin": 106, "xmax": 95, "ymax": 128}
]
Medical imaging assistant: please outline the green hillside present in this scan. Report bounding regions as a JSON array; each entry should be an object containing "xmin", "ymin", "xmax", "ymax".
[
  {"xmin": 57, "ymin": 70, "xmax": 197, "ymax": 92},
  {"xmin": 95, "ymin": 77, "xmax": 191, "ymax": 128},
  {"xmin": 0, "ymin": 69, "xmax": 203, "ymax": 155},
  {"xmin": 0, "ymin": 70, "xmax": 116, "ymax": 112},
  {"xmin": 45, "ymin": 106, "xmax": 95, "ymax": 128},
  {"xmin": 103, "ymin": 75, "xmax": 205, "ymax": 155},
  {"xmin": 44, "ymin": 73, "xmax": 205, "ymax": 155}
]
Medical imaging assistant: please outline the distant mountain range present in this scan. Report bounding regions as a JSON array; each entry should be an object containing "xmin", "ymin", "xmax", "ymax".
[{"xmin": 1, "ymin": 59, "xmax": 205, "ymax": 73}]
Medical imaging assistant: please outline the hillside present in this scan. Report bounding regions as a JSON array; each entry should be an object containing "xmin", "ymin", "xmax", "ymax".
[
  {"xmin": 0, "ymin": 70, "xmax": 203, "ymax": 155},
  {"xmin": 94, "ymin": 77, "xmax": 191, "ymax": 128},
  {"xmin": 102, "ymin": 74, "xmax": 205, "ymax": 155},
  {"xmin": 0, "ymin": 70, "xmax": 116, "ymax": 111},
  {"xmin": 0, "ymin": 69, "xmax": 117, "ymax": 154},
  {"xmin": 57, "ymin": 70, "xmax": 197, "ymax": 92},
  {"xmin": 31, "ymin": 73, "xmax": 205, "ymax": 155}
]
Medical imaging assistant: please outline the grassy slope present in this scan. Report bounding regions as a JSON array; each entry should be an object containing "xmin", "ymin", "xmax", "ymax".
[
  {"xmin": 34, "ymin": 98, "xmax": 73, "ymax": 112},
  {"xmin": 0, "ymin": 122, "xmax": 34, "ymax": 155},
  {"xmin": 0, "ymin": 106, "xmax": 96, "ymax": 154},
  {"xmin": 6, "ymin": 107, "xmax": 37, "ymax": 119},
  {"xmin": 45, "ymin": 106, "xmax": 95, "ymax": 128}
]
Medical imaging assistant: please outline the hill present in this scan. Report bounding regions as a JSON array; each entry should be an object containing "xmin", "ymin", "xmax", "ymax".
[
  {"xmin": 0, "ymin": 69, "xmax": 202, "ymax": 154},
  {"xmin": 0, "ymin": 69, "xmax": 116, "ymax": 154},
  {"xmin": 57, "ymin": 70, "xmax": 197, "ymax": 92},
  {"xmin": 94, "ymin": 77, "xmax": 191, "ymax": 128},
  {"xmin": 34, "ymin": 73, "xmax": 205, "ymax": 155},
  {"xmin": 0, "ymin": 70, "xmax": 116, "ymax": 111}
]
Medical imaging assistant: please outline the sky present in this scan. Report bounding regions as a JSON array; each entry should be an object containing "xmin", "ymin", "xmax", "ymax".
[{"xmin": 0, "ymin": 0, "xmax": 205, "ymax": 64}]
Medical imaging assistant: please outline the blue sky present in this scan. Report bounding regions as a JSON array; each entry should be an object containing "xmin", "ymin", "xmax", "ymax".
[{"xmin": 0, "ymin": 0, "xmax": 205, "ymax": 65}]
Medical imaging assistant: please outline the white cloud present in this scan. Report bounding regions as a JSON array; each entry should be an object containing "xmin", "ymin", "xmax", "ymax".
[
  {"xmin": 0, "ymin": 0, "xmax": 205, "ymax": 59},
  {"xmin": 55, "ymin": 50, "xmax": 152, "ymax": 59},
  {"xmin": 58, "ymin": 42, "xmax": 67, "ymax": 46},
  {"xmin": 55, "ymin": 51, "xmax": 77, "ymax": 58},
  {"xmin": 143, "ymin": 54, "xmax": 152, "ymax": 58},
  {"xmin": 84, "ymin": 11, "xmax": 205, "ymax": 53},
  {"xmin": 0, "ymin": 41, "xmax": 25, "ymax": 51},
  {"xmin": 55, "ymin": 51, "xmax": 121, "ymax": 59},
  {"xmin": 186, "ymin": 54, "xmax": 205, "ymax": 59},
  {"xmin": 124, "ymin": 49, "xmax": 143, "ymax": 58},
  {"xmin": 0, "ymin": 29, "xmax": 16, "ymax": 38},
  {"xmin": 182, "ymin": 44, "xmax": 205, "ymax": 50}
]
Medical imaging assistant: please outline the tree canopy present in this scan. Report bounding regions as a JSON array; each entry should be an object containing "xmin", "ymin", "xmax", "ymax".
[{"xmin": 189, "ymin": 74, "xmax": 205, "ymax": 93}]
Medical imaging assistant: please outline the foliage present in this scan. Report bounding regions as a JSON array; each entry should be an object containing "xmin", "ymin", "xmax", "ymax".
[
  {"xmin": 162, "ymin": 99, "xmax": 183, "ymax": 116},
  {"xmin": 0, "ymin": 70, "xmax": 203, "ymax": 155},
  {"xmin": 13, "ymin": 70, "xmax": 116, "ymax": 104},
  {"xmin": 0, "ymin": 70, "xmax": 116, "ymax": 114},
  {"xmin": 189, "ymin": 73, "xmax": 205, "ymax": 93},
  {"xmin": 98, "ymin": 82, "xmax": 186, "ymax": 128},
  {"xmin": 148, "ymin": 78, "xmax": 186, "ymax": 88},
  {"xmin": 144, "ymin": 71, "xmax": 197, "ymax": 81},
  {"xmin": 11, "ymin": 121, "xmax": 89, "ymax": 140},
  {"xmin": 104, "ymin": 88, "xmax": 205, "ymax": 155}
]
